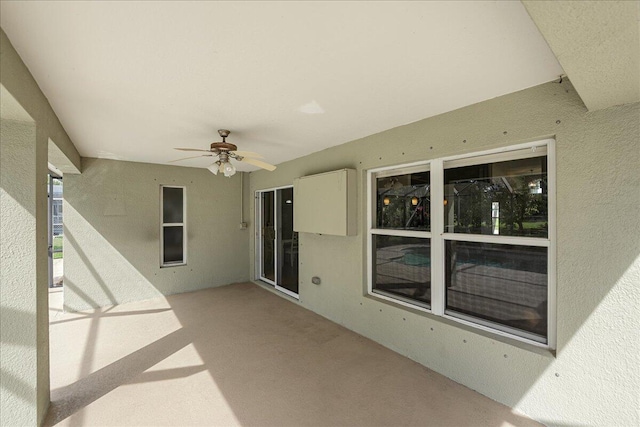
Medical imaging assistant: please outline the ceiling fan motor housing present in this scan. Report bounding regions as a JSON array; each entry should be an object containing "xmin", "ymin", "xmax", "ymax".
[
  {"xmin": 210, "ymin": 142, "xmax": 238, "ymax": 151},
  {"xmin": 212, "ymin": 130, "xmax": 236, "ymax": 151}
]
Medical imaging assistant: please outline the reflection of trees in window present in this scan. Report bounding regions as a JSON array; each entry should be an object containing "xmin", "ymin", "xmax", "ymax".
[
  {"xmin": 377, "ymin": 172, "xmax": 430, "ymax": 230},
  {"xmin": 370, "ymin": 142, "xmax": 553, "ymax": 345},
  {"xmin": 446, "ymin": 157, "xmax": 548, "ymax": 237}
]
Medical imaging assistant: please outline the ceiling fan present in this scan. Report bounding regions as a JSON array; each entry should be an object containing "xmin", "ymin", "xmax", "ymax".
[{"xmin": 170, "ymin": 129, "xmax": 276, "ymax": 177}]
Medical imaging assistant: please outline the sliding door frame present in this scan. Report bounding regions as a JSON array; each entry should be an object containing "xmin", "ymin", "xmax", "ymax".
[{"xmin": 255, "ymin": 185, "xmax": 298, "ymax": 299}]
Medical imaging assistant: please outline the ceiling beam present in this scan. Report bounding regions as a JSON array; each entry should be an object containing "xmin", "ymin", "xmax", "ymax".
[{"xmin": 523, "ymin": 0, "xmax": 640, "ymax": 111}]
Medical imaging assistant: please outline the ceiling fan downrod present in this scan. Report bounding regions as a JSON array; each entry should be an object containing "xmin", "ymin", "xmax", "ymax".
[{"xmin": 218, "ymin": 129, "xmax": 230, "ymax": 142}]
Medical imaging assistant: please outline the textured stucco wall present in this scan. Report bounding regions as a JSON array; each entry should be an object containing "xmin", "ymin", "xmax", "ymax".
[
  {"xmin": 0, "ymin": 29, "xmax": 80, "ymax": 174},
  {"xmin": 0, "ymin": 120, "xmax": 39, "ymax": 425},
  {"xmin": 249, "ymin": 80, "xmax": 640, "ymax": 426},
  {"xmin": 1, "ymin": 29, "xmax": 83, "ymax": 426},
  {"xmin": 63, "ymin": 158, "xmax": 251, "ymax": 311},
  {"xmin": 523, "ymin": 0, "xmax": 640, "ymax": 112}
]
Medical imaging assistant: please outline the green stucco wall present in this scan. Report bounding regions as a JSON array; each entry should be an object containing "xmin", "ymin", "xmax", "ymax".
[
  {"xmin": 1, "ymin": 29, "xmax": 82, "ymax": 426},
  {"xmin": 0, "ymin": 120, "xmax": 39, "ymax": 426},
  {"xmin": 0, "ymin": 29, "xmax": 81, "ymax": 174},
  {"xmin": 63, "ymin": 158, "xmax": 251, "ymax": 311},
  {"xmin": 249, "ymin": 80, "xmax": 640, "ymax": 426}
]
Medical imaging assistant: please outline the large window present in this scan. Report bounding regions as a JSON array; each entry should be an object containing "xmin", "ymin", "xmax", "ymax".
[
  {"xmin": 161, "ymin": 185, "xmax": 186, "ymax": 267},
  {"xmin": 368, "ymin": 140, "xmax": 555, "ymax": 347}
]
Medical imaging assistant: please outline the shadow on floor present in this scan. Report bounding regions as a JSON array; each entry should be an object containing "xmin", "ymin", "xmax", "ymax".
[{"xmin": 47, "ymin": 283, "xmax": 541, "ymax": 426}]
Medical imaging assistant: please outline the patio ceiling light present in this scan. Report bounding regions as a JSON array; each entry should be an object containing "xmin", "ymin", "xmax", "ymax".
[{"xmin": 207, "ymin": 160, "xmax": 237, "ymax": 177}]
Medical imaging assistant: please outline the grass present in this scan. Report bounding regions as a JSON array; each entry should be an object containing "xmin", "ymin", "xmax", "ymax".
[{"xmin": 53, "ymin": 236, "xmax": 63, "ymax": 259}]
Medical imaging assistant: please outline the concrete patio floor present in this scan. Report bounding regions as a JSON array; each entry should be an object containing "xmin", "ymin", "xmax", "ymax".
[{"xmin": 47, "ymin": 282, "xmax": 540, "ymax": 426}]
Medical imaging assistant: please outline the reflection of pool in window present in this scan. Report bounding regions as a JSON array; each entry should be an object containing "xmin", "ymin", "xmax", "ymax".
[
  {"xmin": 445, "ymin": 241, "xmax": 548, "ymax": 340},
  {"xmin": 399, "ymin": 246, "xmax": 430, "ymax": 267},
  {"xmin": 453, "ymin": 244, "xmax": 546, "ymax": 273},
  {"xmin": 373, "ymin": 237, "xmax": 431, "ymax": 306},
  {"xmin": 369, "ymin": 140, "xmax": 554, "ymax": 346}
]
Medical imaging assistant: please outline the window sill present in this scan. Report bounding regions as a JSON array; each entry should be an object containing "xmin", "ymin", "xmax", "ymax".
[{"xmin": 160, "ymin": 262, "xmax": 187, "ymax": 268}]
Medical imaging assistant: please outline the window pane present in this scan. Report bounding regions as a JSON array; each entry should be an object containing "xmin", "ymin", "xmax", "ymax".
[
  {"xmin": 376, "ymin": 171, "xmax": 430, "ymax": 231},
  {"xmin": 444, "ymin": 156, "xmax": 547, "ymax": 237},
  {"xmin": 163, "ymin": 226, "xmax": 184, "ymax": 264},
  {"xmin": 373, "ymin": 235, "xmax": 430, "ymax": 306},
  {"xmin": 163, "ymin": 187, "xmax": 184, "ymax": 223},
  {"xmin": 445, "ymin": 241, "xmax": 547, "ymax": 340}
]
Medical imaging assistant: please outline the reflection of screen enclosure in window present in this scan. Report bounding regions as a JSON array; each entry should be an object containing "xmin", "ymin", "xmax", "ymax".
[
  {"xmin": 372, "ymin": 168, "xmax": 431, "ymax": 308},
  {"xmin": 444, "ymin": 156, "xmax": 548, "ymax": 237},
  {"xmin": 369, "ymin": 141, "xmax": 553, "ymax": 346},
  {"xmin": 377, "ymin": 171, "xmax": 430, "ymax": 231}
]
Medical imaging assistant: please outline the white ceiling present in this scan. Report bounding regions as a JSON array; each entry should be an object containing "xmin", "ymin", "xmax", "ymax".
[{"xmin": 0, "ymin": 1, "xmax": 563, "ymax": 171}]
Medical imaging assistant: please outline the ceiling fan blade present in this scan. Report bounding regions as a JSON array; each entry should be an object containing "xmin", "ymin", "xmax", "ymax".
[
  {"xmin": 168, "ymin": 154, "xmax": 212, "ymax": 163},
  {"xmin": 240, "ymin": 157, "xmax": 277, "ymax": 171},
  {"xmin": 232, "ymin": 150, "xmax": 264, "ymax": 159},
  {"xmin": 174, "ymin": 148, "xmax": 211, "ymax": 152}
]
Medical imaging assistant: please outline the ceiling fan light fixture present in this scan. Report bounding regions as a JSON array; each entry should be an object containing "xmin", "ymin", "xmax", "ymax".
[
  {"xmin": 223, "ymin": 161, "xmax": 236, "ymax": 177},
  {"xmin": 207, "ymin": 162, "xmax": 221, "ymax": 175}
]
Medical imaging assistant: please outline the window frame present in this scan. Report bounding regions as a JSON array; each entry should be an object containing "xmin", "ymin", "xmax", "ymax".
[
  {"xmin": 160, "ymin": 185, "xmax": 187, "ymax": 268},
  {"xmin": 367, "ymin": 139, "xmax": 556, "ymax": 349},
  {"xmin": 368, "ymin": 161, "xmax": 433, "ymax": 311}
]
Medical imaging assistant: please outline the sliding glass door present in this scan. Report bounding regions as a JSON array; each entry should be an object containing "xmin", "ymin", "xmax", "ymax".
[{"xmin": 257, "ymin": 186, "xmax": 299, "ymax": 298}]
